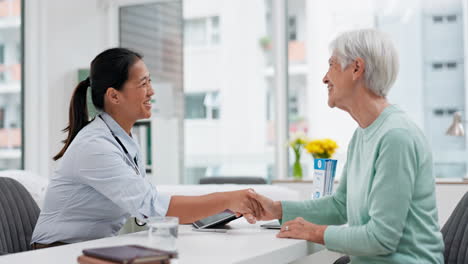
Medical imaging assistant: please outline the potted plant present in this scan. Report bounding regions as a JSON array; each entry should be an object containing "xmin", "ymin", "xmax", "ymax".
[{"xmin": 259, "ymin": 36, "xmax": 272, "ymax": 51}]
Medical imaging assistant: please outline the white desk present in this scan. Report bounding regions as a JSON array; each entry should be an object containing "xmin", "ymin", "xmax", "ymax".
[{"xmin": 0, "ymin": 219, "xmax": 323, "ymax": 264}]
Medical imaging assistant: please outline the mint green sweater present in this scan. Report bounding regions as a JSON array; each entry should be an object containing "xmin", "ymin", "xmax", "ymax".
[{"xmin": 282, "ymin": 105, "xmax": 444, "ymax": 263}]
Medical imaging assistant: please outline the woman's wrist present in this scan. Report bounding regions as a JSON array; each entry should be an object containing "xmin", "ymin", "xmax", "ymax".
[
  {"xmin": 310, "ymin": 225, "xmax": 327, "ymax": 244},
  {"xmin": 224, "ymin": 190, "xmax": 246, "ymax": 211},
  {"xmin": 217, "ymin": 191, "xmax": 232, "ymax": 210},
  {"xmin": 273, "ymin": 201, "xmax": 283, "ymax": 219}
]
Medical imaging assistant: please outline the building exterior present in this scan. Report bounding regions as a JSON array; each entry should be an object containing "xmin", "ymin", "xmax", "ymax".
[
  {"xmin": 2, "ymin": 0, "xmax": 463, "ymax": 180},
  {"xmin": 0, "ymin": 0, "xmax": 21, "ymax": 170},
  {"xmin": 183, "ymin": 0, "xmax": 467, "ymax": 183}
]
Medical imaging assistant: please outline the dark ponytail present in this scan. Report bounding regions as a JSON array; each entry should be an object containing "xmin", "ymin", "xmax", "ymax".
[
  {"xmin": 53, "ymin": 78, "xmax": 90, "ymax": 160},
  {"xmin": 54, "ymin": 48, "xmax": 142, "ymax": 161}
]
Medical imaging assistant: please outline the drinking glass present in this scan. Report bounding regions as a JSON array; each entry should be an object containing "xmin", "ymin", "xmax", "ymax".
[{"xmin": 147, "ymin": 216, "xmax": 179, "ymax": 251}]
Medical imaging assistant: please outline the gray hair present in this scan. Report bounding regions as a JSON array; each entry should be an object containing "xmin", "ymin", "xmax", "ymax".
[{"xmin": 329, "ymin": 29, "xmax": 399, "ymax": 97}]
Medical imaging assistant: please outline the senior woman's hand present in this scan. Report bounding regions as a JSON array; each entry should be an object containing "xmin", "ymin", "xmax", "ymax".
[
  {"xmin": 277, "ymin": 217, "xmax": 327, "ymax": 245},
  {"xmin": 227, "ymin": 189, "xmax": 265, "ymax": 224},
  {"xmin": 244, "ymin": 190, "xmax": 283, "ymax": 221}
]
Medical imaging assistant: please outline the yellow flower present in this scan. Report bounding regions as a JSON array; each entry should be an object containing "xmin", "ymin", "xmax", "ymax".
[{"xmin": 305, "ymin": 138, "xmax": 338, "ymax": 159}]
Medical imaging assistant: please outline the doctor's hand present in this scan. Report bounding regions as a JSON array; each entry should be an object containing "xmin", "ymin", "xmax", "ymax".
[
  {"xmin": 244, "ymin": 191, "xmax": 282, "ymax": 221},
  {"xmin": 226, "ymin": 189, "xmax": 265, "ymax": 224},
  {"xmin": 277, "ymin": 217, "xmax": 326, "ymax": 245}
]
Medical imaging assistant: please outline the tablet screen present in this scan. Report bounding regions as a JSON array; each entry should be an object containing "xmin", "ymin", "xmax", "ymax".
[{"xmin": 192, "ymin": 210, "xmax": 239, "ymax": 229}]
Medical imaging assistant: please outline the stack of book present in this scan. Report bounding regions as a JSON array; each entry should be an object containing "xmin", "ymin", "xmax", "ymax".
[
  {"xmin": 77, "ymin": 245, "xmax": 177, "ymax": 264},
  {"xmin": 311, "ymin": 158, "xmax": 338, "ymax": 199}
]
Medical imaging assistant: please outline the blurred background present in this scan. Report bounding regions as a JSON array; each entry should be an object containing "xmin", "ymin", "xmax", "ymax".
[{"xmin": 3, "ymin": 0, "xmax": 467, "ymax": 184}]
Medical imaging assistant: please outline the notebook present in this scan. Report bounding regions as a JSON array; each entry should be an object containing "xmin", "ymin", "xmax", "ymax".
[
  {"xmin": 82, "ymin": 245, "xmax": 177, "ymax": 264},
  {"xmin": 77, "ymin": 255, "xmax": 170, "ymax": 264}
]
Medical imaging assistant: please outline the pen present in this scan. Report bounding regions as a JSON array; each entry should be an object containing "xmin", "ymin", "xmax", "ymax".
[{"xmin": 192, "ymin": 228, "xmax": 228, "ymax": 233}]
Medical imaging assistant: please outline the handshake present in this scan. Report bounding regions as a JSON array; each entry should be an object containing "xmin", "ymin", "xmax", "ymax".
[
  {"xmin": 226, "ymin": 189, "xmax": 282, "ymax": 224},
  {"xmin": 224, "ymin": 189, "xmax": 327, "ymax": 244}
]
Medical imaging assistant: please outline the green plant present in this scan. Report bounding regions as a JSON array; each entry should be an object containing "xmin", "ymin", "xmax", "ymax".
[
  {"xmin": 289, "ymin": 133, "xmax": 307, "ymax": 179},
  {"xmin": 259, "ymin": 36, "xmax": 271, "ymax": 50}
]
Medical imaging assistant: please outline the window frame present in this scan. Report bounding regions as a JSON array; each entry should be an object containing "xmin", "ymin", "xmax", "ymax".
[
  {"xmin": 183, "ymin": 15, "xmax": 221, "ymax": 48},
  {"xmin": 184, "ymin": 91, "xmax": 220, "ymax": 120}
]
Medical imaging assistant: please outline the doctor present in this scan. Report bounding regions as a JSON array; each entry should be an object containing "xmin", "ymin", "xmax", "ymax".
[{"xmin": 31, "ymin": 48, "xmax": 261, "ymax": 248}]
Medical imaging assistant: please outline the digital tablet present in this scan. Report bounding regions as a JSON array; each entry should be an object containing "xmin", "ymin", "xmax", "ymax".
[
  {"xmin": 260, "ymin": 220, "xmax": 281, "ymax": 229},
  {"xmin": 192, "ymin": 209, "xmax": 240, "ymax": 229}
]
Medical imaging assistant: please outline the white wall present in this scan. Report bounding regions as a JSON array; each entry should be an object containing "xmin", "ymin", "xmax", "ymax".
[
  {"xmin": 25, "ymin": 0, "xmax": 113, "ymax": 178},
  {"xmin": 435, "ymin": 184, "xmax": 467, "ymax": 226}
]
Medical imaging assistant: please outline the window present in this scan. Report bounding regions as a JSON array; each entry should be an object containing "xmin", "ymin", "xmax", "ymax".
[
  {"xmin": 266, "ymin": 82, "xmax": 305, "ymax": 122},
  {"xmin": 184, "ymin": 0, "xmax": 468, "ymax": 182},
  {"xmin": 185, "ymin": 93, "xmax": 206, "ymax": 119},
  {"xmin": 288, "ymin": 16, "xmax": 297, "ymax": 41},
  {"xmin": 0, "ymin": 0, "xmax": 22, "ymax": 170},
  {"xmin": 120, "ymin": 1, "xmax": 183, "ymax": 184},
  {"xmin": 210, "ymin": 16, "xmax": 220, "ymax": 44},
  {"xmin": 184, "ymin": 2, "xmax": 270, "ymax": 184},
  {"xmin": 184, "ymin": 18, "xmax": 206, "ymax": 46},
  {"xmin": 16, "ymin": 43, "xmax": 20, "ymax": 61},
  {"xmin": 184, "ymin": 167, "xmax": 208, "ymax": 184},
  {"xmin": 184, "ymin": 166, "xmax": 221, "ymax": 184},
  {"xmin": 0, "ymin": 108, "xmax": 4, "ymax": 128},
  {"xmin": 433, "ymin": 15, "xmax": 444, "ymax": 23},
  {"xmin": 291, "ymin": 0, "xmax": 467, "ymax": 179},
  {"xmin": 184, "ymin": 16, "xmax": 220, "ymax": 47},
  {"xmin": 0, "ymin": 44, "xmax": 4, "ymax": 82},
  {"xmin": 185, "ymin": 91, "xmax": 220, "ymax": 120},
  {"xmin": 447, "ymin": 14, "xmax": 457, "ymax": 23}
]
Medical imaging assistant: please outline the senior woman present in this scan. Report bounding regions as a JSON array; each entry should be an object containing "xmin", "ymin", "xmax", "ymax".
[{"xmin": 249, "ymin": 29, "xmax": 444, "ymax": 263}]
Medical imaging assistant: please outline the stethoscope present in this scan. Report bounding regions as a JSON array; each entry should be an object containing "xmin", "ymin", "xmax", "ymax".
[
  {"xmin": 98, "ymin": 115, "xmax": 141, "ymax": 176},
  {"xmin": 99, "ymin": 114, "xmax": 147, "ymax": 226}
]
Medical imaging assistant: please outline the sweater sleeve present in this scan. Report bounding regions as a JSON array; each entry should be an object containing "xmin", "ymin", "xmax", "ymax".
[
  {"xmin": 324, "ymin": 129, "xmax": 417, "ymax": 256},
  {"xmin": 280, "ymin": 162, "xmax": 348, "ymax": 226}
]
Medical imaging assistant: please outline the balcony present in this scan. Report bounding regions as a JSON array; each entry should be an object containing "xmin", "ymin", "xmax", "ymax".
[
  {"xmin": 0, "ymin": 64, "xmax": 21, "ymax": 93},
  {"xmin": 0, "ymin": 0, "xmax": 20, "ymax": 28},
  {"xmin": 263, "ymin": 40, "xmax": 307, "ymax": 64},
  {"xmin": 0, "ymin": 0, "xmax": 20, "ymax": 18},
  {"xmin": 288, "ymin": 41, "xmax": 306, "ymax": 63},
  {"xmin": 0, "ymin": 127, "xmax": 20, "ymax": 149},
  {"xmin": 0, "ymin": 63, "xmax": 20, "ymax": 81},
  {"xmin": 263, "ymin": 41, "xmax": 308, "ymax": 76}
]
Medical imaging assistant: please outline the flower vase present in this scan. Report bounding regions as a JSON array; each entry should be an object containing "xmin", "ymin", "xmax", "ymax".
[{"xmin": 292, "ymin": 157, "xmax": 303, "ymax": 179}]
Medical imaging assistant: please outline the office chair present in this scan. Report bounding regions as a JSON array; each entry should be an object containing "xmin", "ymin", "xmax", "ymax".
[
  {"xmin": 0, "ymin": 177, "xmax": 40, "ymax": 255},
  {"xmin": 442, "ymin": 191, "xmax": 468, "ymax": 264},
  {"xmin": 199, "ymin": 176, "xmax": 267, "ymax": 184},
  {"xmin": 332, "ymin": 256, "xmax": 350, "ymax": 264}
]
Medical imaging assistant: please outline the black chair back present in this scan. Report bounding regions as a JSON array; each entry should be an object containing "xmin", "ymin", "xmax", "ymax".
[
  {"xmin": 199, "ymin": 176, "xmax": 267, "ymax": 184},
  {"xmin": 0, "ymin": 177, "xmax": 40, "ymax": 255},
  {"xmin": 441, "ymin": 191, "xmax": 468, "ymax": 264}
]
